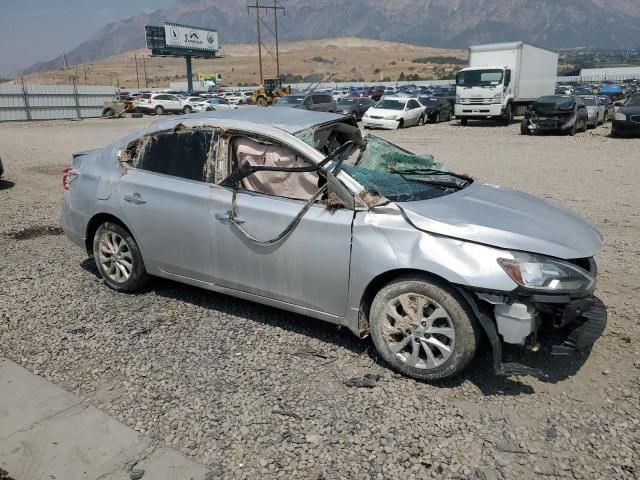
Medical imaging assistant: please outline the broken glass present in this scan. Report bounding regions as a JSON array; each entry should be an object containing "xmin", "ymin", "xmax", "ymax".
[{"xmin": 341, "ymin": 135, "xmax": 470, "ymax": 203}]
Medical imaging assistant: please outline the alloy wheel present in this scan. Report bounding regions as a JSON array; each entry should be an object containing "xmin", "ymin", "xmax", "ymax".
[
  {"xmin": 98, "ymin": 231, "xmax": 133, "ymax": 283},
  {"xmin": 381, "ymin": 293, "xmax": 455, "ymax": 369}
]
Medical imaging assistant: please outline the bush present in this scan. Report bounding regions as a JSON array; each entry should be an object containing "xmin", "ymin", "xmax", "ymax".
[{"xmin": 412, "ymin": 56, "xmax": 467, "ymax": 65}]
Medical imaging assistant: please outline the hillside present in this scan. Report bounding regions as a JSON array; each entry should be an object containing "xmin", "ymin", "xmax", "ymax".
[
  {"xmin": 23, "ymin": 0, "xmax": 640, "ymax": 76},
  {"xmin": 21, "ymin": 37, "xmax": 466, "ymax": 87}
]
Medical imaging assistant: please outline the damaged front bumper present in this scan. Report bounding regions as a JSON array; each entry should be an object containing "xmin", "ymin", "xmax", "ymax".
[
  {"xmin": 458, "ymin": 289, "xmax": 607, "ymax": 378},
  {"xmin": 528, "ymin": 113, "xmax": 576, "ymax": 132}
]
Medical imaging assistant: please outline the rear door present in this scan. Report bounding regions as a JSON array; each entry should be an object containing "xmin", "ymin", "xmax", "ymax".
[{"xmin": 118, "ymin": 128, "xmax": 216, "ymax": 282}]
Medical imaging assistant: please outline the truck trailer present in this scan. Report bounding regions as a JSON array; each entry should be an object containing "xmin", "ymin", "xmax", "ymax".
[{"xmin": 455, "ymin": 42, "xmax": 558, "ymax": 126}]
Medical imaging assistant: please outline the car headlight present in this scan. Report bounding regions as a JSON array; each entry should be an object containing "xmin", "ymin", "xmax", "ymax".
[
  {"xmin": 493, "ymin": 92, "xmax": 501, "ymax": 101},
  {"xmin": 497, "ymin": 252, "xmax": 595, "ymax": 294},
  {"xmin": 614, "ymin": 112, "xmax": 626, "ymax": 121}
]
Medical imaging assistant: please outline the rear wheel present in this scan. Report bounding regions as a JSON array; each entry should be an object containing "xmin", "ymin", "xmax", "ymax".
[
  {"xmin": 460, "ymin": 118, "xmax": 468, "ymax": 126},
  {"xmin": 183, "ymin": 105, "xmax": 192, "ymax": 114},
  {"xmin": 257, "ymin": 97, "xmax": 268, "ymax": 107},
  {"xmin": 369, "ymin": 276, "xmax": 480, "ymax": 381},
  {"xmin": 93, "ymin": 222, "xmax": 149, "ymax": 293},
  {"xmin": 154, "ymin": 105, "xmax": 165, "ymax": 115}
]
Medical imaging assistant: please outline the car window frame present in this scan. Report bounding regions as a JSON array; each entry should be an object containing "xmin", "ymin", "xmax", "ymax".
[{"xmin": 121, "ymin": 127, "xmax": 217, "ymax": 186}]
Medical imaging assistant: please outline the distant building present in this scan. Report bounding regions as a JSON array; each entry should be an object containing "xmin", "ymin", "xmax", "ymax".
[{"xmin": 579, "ymin": 66, "xmax": 640, "ymax": 80}]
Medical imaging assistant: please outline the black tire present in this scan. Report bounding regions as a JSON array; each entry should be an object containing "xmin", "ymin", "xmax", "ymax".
[
  {"xmin": 417, "ymin": 115, "xmax": 425, "ymax": 126},
  {"xmin": 434, "ymin": 112, "xmax": 441, "ymax": 123},
  {"xmin": 397, "ymin": 118, "xmax": 404, "ymax": 129},
  {"xmin": 257, "ymin": 97, "xmax": 268, "ymax": 107},
  {"xmin": 569, "ymin": 122, "xmax": 577, "ymax": 136},
  {"xmin": 369, "ymin": 275, "xmax": 480, "ymax": 381},
  {"xmin": 183, "ymin": 105, "xmax": 192, "ymax": 114},
  {"xmin": 502, "ymin": 103, "xmax": 513, "ymax": 126},
  {"xmin": 460, "ymin": 118, "xmax": 468, "ymax": 126},
  {"xmin": 131, "ymin": 112, "xmax": 143, "ymax": 119},
  {"xmin": 102, "ymin": 108, "xmax": 116, "ymax": 118},
  {"xmin": 93, "ymin": 222, "xmax": 149, "ymax": 293},
  {"xmin": 154, "ymin": 105, "xmax": 165, "ymax": 115},
  {"xmin": 581, "ymin": 119, "xmax": 588, "ymax": 133},
  {"xmin": 520, "ymin": 118, "xmax": 530, "ymax": 135}
]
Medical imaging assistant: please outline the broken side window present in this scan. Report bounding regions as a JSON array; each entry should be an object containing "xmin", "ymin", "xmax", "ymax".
[
  {"xmin": 230, "ymin": 136, "xmax": 320, "ymax": 201},
  {"xmin": 129, "ymin": 128, "xmax": 214, "ymax": 182}
]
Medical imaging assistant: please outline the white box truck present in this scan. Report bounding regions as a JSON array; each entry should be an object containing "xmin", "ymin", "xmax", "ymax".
[{"xmin": 455, "ymin": 42, "xmax": 558, "ymax": 125}]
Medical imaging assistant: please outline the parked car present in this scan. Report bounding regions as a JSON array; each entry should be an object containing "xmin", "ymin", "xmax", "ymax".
[
  {"xmin": 598, "ymin": 95, "xmax": 615, "ymax": 122},
  {"xmin": 367, "ymin": 87, "xmax": 385, "ymax": 101},
  {"xmin": 202, "ymin": 98, "xmax": 238, "ymax": 111},
  {"xmin": 181, "ymin": 96, "xmax": 206, "ymax": 114},
  {"xmin": 336, "ymin": 96, "xmax": 375, "ymax": 121},
  {"xmin": 362, "ymin": 97, "xmax": 425, "ymax": 129},
  {"xmin": 226, "ymin": 92, "xmax": 246, "ymax": 105},
  {"xmin": 61, "ymin": 108, "xmax": 607, "ymax": 382},
  {"xmin": 521, "ymin": 95, "xmax": 588, "ymax": 135},
  {"xmin": 433, "ymin": 85, "xmax": 456, "ymax": 107},
  {"xmin": 136, "ymin": 93, "xmax": 184, "ymax": 115},
  {"xmin": 573, "ymin": 85, "xmax": 593, "ymax": 96},
  {"xmin": 579, "ymin": 95, "xmax": 606, "ymax": 128},
  {"xmin": 273, "ymin": 93, "xmax": 337, "ymax": 112},
  {"xmin": 417, "ymin": 96, "xmax": 453, "ymax": 123},
  {"xmin": 611, "ymin": 94, "xmax": 640, "ymax": 137}
]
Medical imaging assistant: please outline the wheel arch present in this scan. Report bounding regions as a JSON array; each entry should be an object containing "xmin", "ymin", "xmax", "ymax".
[
  {"xmin": 356, "ymin": 268, "xmax": 464, "ymax": 337},
  {"xmin": 85, "ymin": 212, "xmax": 135, "ymax": 256}
]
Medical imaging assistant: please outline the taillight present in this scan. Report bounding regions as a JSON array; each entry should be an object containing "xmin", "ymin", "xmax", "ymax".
[{"xmin": 63, "ymin": 167, "xmax": 77, "ymax": 190}]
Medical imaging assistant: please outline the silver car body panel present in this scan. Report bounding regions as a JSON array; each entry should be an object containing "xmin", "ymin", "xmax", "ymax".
[{"xmin": 61, "ymin": 109, "xmax": 604, "ymax": 339}]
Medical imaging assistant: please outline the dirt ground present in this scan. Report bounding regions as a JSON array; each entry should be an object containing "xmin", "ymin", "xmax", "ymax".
[{"xmin": 0, "ymin": 114, "xmax": 638, "ymax": 480}]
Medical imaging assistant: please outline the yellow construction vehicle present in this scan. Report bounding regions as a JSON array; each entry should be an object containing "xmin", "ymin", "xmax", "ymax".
[{"xmin": 252, "ymin": 78, "xmax": 291, "ymax": 106}]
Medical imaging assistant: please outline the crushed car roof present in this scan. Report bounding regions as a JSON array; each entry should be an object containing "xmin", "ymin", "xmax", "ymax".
[{"xmin": 152, "ymin": 108, "xmax": 347, "ymax": 134}]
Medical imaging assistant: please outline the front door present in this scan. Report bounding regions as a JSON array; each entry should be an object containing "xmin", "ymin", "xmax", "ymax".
[
  {"xmin": 208, "ymin": 133, "xmax": 354, "ymax": 317},
  {"xmin": 210, "ymin": 189, "xmax": 354, "ymax": 316}
]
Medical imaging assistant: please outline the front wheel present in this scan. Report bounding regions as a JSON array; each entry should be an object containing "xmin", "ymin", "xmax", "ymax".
[
  {"xmin": 154, "ymin": 105, "xmax": 165, "ymax": 115},
  {"xmin": 520, "ymin": 118, "xmax": 530, "ymax": 135},
  {"xmin": 397, "ymin": 118, "xmax": 404, "ymax": 129},
  {"xmin": 434, "ymin": 112, "xmax": 441, "ymax": 123},
  {"xmin": 369, "ymin": 276, "xmax": 480, "ymax": 381},
  {"xmin": 93, "ymin": 222, "xmax": 149, "ymax": 293},
  {"xmin": 183, "ymin": 105, "xmax": 192, "ymax": 114},
  {"xmin": 417, "ymin": 115, "xmax": 425, "ymax": 126},
  {"xmin": 256, "ymin": 97, "xmax": 268, "ymax": 107},
  {"xmin": 502, "ymin": 104, "xmax": 513, "ymax": 126}
]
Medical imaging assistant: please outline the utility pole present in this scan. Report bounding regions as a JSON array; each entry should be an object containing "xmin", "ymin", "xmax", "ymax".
[
  {"xmin": 134, "ymin": 55, "xmax": 140, "ymax": 89},
  {"xmin": 142, "ymin": 56, "xmax": 149, "ymax": 88},
  {"xmin": 247, "ymin": 1, "xmax": 285, "ymax": 85}
]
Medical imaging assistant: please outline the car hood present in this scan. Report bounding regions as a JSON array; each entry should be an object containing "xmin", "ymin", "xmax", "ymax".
[
  {"xmin": 530, "ymin": 105, "xmax": 574, "ymax": 116},
  {"xmin": 397, "ymin": 182, "xmax": 603, "ymax": 259},
  {"xmin": 620, "ymin": 105, "xmax": 640, "ymax": 115},
  {"xmin": 366, "ymin": 107, "xmax": 402, "ymax": 117}
]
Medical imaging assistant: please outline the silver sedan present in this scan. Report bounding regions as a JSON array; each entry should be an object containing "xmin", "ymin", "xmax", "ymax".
[{"xmin": 61, "ymin": 109, "xmax": 606, "ymax": 381}]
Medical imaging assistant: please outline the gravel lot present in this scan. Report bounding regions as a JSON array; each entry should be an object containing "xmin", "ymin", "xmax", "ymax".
[{"xmin": 1, "ymin": 116, "xmax": 639, "ymax": 480}]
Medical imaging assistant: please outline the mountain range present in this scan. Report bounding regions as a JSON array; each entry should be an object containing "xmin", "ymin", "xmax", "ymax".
[{"xmin": 24, "ymin": 0, "xmax": 640, "ymax": 74}]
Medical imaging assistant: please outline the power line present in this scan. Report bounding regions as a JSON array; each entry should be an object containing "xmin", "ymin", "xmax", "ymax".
[{"xmin": 247, "ymin": 0, "xmax": 285, "ymax": 84}]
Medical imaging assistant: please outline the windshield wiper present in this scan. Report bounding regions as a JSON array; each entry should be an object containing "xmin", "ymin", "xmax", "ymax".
[{"xmin": 390, "ymin": 168, "xmax": 473, "ymax": 185}]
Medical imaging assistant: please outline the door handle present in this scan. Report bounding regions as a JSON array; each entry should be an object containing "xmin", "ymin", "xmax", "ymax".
[
  {"xmin": 123, "ymin": 193, "xmax": 146, "ymax": 205},
  {"xmin": 215, "ymin": 211, "xmax": 244, "ymax": 224}
]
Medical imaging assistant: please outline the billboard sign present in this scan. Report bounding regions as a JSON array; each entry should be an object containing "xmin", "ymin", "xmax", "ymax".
[
  {"xmin": 197, "ymin": 72, "xmax": 219, "ymax": 84},
  {"xmin": 164, "ymin": 23, "xmax": 218, "ymax": 52}
]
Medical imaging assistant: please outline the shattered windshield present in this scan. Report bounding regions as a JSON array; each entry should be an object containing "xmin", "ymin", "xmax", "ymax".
[
  {"xmin": 341, "ymin": 136, "xmax": 471, "ymax": 202},
  {"xmin": 533, "ymin": 96, "xmax": 575, "ymax": 110}
]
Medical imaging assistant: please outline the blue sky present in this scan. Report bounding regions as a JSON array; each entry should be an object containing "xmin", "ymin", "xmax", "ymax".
[{"xmin": 0, "ymin": 0, "xmax": 174, "ymax": 75}]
